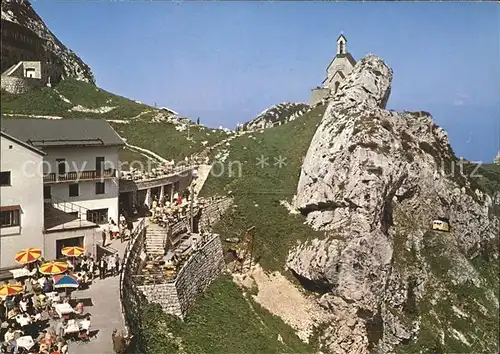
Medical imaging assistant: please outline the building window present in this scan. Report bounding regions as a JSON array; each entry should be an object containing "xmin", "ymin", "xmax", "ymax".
[
  {"xmin": 0, "ymin": 171, "xmax": 11, "ymax": 186},
  {"xmin": 43, "ymin": 185, "xmax": 51, "ymax": 199},
  {"xmin": 56, "ymin": 159, "xmax": 66, "ymax": 175},
  {"xmin": 69, "ymin": 183, "xmax": 79, "ymax": 197},
  {"xmin": 0, "ymin": 208, "xmax": 20, "ymax": 228},
  {"xmin": 95, "ymin": 182, "xmax": 105, "ymax": 195},
  {"xmin": 87, "ymin": 209, "xmax": 108, "ymax": 224}
]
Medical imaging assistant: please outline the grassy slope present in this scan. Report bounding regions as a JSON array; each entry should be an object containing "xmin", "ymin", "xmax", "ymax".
[
  {"xmin": 462, "ymin": 162, "xmax": 500, "ymax": 197},
  {"xmin": 1, "ymin": 79, "xmax": 151, "ymax": 119},
  {"xmin": 394, "ymin": 230, "xmax": 499, "ymax": 353},
  {"xmin": 139, "ymin": 275, "xmax": 314, "ymax": 354},
  {"xmin": 110, "ymin": 118, "xmax": 229, "ymax": 161},
  {"xmin": 119, "ymin": 147, "xmax": 156, "ymax": 171},
  {"xmin": 200, "ymin": 104, "xmax": 327, "ymax": 271},
  {"xmin": 1, "ymin": 79, "xmax": 229, "ymax": 161}
]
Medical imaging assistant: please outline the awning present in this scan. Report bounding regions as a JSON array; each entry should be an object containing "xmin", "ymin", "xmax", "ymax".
[{"xmin": 0, "ymin": 205, "xmax": 20, "ymax": 212}]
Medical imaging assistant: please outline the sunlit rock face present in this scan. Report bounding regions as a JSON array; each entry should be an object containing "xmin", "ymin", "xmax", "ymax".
[{"xmin": 289, "ymin": 55, "xmax": 499, "ymax": 353}]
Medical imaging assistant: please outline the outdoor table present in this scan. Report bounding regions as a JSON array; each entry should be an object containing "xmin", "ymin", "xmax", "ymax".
[
  {"xmin": 16, "ymin": 315, "xmax": 32, "ymax": 327},
  {"xmin": 9, "ymin": 268, "xmax": 34, "ymax": 279},
  {"xmin": 64, "ymin": 323, "xmax": 80, "ymax": 334},
  {"xmin": 54, "ymin": 303, "xmax": 74, "ymax": 318},
  {"xmin": 46, "ymin": 291, "xmax": 58, "ymax": 298},
  {"xmin": 17, "ymin": 336, "xmax": 35, "ymax": 350}
]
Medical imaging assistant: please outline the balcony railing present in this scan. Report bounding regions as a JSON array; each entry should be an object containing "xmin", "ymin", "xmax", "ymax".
[{"xmin": 43, "ymin": 168, "xmax": 116, "ymax": 183}]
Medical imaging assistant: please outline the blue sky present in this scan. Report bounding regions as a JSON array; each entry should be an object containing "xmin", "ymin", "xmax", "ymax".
[{"xmin": 32, "ymin": 1, "xmax": 499, "ymax": 162}]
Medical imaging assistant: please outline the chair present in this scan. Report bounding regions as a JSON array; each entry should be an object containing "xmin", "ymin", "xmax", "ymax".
[{"xmin": 78, "ymin": 330, "xmax": 90, "ymax": 342}]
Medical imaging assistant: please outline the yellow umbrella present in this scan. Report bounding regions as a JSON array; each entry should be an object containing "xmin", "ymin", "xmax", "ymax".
[
  {"xmin": 39, "ymin": 261, "xmax": 68, "ymax": 275},
  {"xmin": 61, "ymin": 246, "xmax": 85, "ymax": 257},
  {"xmin": 0, "ymin": 284, "xmax": 23, "ymax": 296},
  {"xmin": 14, "ymin": 248, "xmax": 42, "ymax": 264}
]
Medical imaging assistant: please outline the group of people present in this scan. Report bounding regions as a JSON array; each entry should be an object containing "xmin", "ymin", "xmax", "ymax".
[
  {"xmin": 1, "ymin": 276, "xmax": 91, "ymax": 353},
  {"xmin": 150, "ymin": 191, "xmax": 195, "ymax": 227},
  {"xmin": 101, "ymin": 217, "xmax": 134, "ymax": 248},
  {"xmin": 97, "ymin": 253, "xmax": 121, "ymax": 280},
  {"xmin": 0, "ymin": 249, "xmax": 128, "ymax": 353}
]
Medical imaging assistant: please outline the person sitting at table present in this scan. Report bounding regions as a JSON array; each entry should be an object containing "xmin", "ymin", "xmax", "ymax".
[
  {"xmin": 75, "ymin": 301, "xmax": 85, "ymax": 315},
  {"xmin": 23, "ymin": 278, "xmax": 34, "ymax": 295},
  {"xmin": 7, "ymin": 307, "xmax": 19, "ymax": 320},
  {"xmin": 39, "ymin": 342, "xmax": 50, "ymax": 354},
  {"xmin": 18, "ymin": 297, "xmax": 28, "ymax": 313},
  {"xmin": 4, "ymin": 296, "xmax": 15, "ymax": 313},
  {"xmin": 31, "ymin": 308, "xmax": 42, "ymax": 323},
  {"xmin": 4, "ymin": 327, "xmax": 17, "ymax": 353},
  {"xmin": 42, "ymin": 278, "xmax": 52, "ymax": 294},
  {"xmin": 58, "ymin": 339, "xmax": 68, "ymax": 354},
  {"xmin": 66, "ymin": 258, "xmax": 74, "ymax": 270}
]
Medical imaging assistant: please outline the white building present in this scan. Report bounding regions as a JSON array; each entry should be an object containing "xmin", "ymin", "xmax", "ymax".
[
  {"xmin": 2, "ymin": 119, "xmax": 125, "ymax": 262},
  {"xmin": 0, "ymin": 131, "xmax": 45, "ymax": 269},
  {"xmin": 310, "ymin": 33, "xmax": 357, "ymax": 106}
]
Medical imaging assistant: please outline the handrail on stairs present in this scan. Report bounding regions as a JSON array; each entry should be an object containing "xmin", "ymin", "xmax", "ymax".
[{"xmin": 44, "ymin": 195, "xmax": 105, "ymax": 231}]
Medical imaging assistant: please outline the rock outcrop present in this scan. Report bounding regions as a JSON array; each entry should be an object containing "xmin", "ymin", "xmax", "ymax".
[
  {"xmin": 288, "ymin": 55, "xmax": 499, "ymax": 353},
  {"xmin": 1, "ymin": 0, "xmax": 94, "ymax": 83},
  {"xmin": 240, "ymin": 102, "xmax": 310, "ymax": 132}
]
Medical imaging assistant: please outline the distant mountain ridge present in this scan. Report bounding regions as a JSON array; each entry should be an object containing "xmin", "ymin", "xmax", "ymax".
[{"xmin": 1, "ymin": 0, "xmax": 94, "ymax": 83}]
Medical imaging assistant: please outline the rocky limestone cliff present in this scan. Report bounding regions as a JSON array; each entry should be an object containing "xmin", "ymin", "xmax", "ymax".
[
  {"xmin": 288, "ymin": 55, "xmax": 499, "ymax": 353},
  {"xmin": 1, "ymin": 0, "xmax": 95, "ymax": 83}
]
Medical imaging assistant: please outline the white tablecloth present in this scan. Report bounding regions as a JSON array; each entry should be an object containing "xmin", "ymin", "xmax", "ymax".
[
  {"xmin": 64, "ymin": 324, "xmax": 80, "ymax": 334},
  {"xmin": 54, "ymin": 303, "xmax": 74, "ymax": 318},
  {"xmin": 9, "ymin": 268, "xmax": 36, "ymax": 279},
  {"xmin": 15, "ymin": 316, "xmax": 31, "ymax": 327},
  {"xmin": 17, "ymin": 336, "xmax": 34, "ymax": 350}
]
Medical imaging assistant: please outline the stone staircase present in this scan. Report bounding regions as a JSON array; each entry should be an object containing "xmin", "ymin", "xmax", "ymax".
[
  {"xmin": 191, "ymin": 164, "xmax": 212, "ymax": 196},
  {"xmin": 144, "ymin": 225, "xmax": 167, "ymax": 257}
]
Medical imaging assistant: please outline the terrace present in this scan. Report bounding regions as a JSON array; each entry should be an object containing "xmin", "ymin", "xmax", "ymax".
[{"xmin": 43, "ymin": 168, "xmax": 116, "ymax": 184}]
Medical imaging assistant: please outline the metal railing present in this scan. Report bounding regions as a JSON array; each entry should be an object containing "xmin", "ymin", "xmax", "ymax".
[
  {"xmin": 119, "ymin": 218, "xmax": 147, "ymax": 350},
  {"xmin": 43, "ymin": 195, "xmax": 105, "ymax": 231},
  {"xmin": 43, "ymin": 168, "xmax": 116, "ymax": 183},
  {"xmin": 120, "ymin": 164, "xmax": 196, "ymax": 183}
]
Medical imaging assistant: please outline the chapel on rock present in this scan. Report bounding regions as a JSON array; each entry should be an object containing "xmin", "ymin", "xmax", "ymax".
[{"xmin": 310, "ymin": 33, "xmax": 357, "ymax": 106}]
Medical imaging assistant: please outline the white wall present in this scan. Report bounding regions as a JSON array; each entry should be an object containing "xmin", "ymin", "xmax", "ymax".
[
  {"xmin": 325, "ymin": 57, "xmax": 355, "ymax": 91},
  {"xmin": 44, "ymin": 227, "xmax": 100, "ymax": 261},
  {"xmin": 42, "ymin": 146, "xmax": 121, "ymax": 223},
  {"xmin": 50, "ymin": 179, "xmax": 119, "ymax": 222},
  {"xmin": 41, "ymin": 146, "xmax": 121, "ymax": 174},
  {"xmin": 0, "ymin": 135, "xmax": 44, "ymax": 269}
]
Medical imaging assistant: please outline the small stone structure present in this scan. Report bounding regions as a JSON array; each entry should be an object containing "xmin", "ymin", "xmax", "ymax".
[
  {"xmin": 137, "ymin": 233, "xmax": 225, "ymax": 318},
  {"xmin": 1, "ymin": 60, "xmax": 60, "ymax": 94}
]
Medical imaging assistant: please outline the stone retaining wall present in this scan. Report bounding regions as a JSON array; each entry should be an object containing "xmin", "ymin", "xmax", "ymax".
[
  {"xmin": 1, "ymin": 76, "xmax": 44, "ymax": 94},
  {"xmin": 175, "ymin": 234, "xmax": 225, "ymax": 317},
  {"xmin": 199, "ymin": 197, "xmax": 233, "ymax": 232},
  {"xmin": 137, "ymin": 282, "xmax": 182, "ymax": 317},
  {"xmin": 136, "ymin": 233, "xmax": 224, "ymax": 319}
]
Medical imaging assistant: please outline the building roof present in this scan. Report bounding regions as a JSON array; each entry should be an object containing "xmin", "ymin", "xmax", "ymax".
[
  {"xmin": 0, "ymin": 130, "xmax": 45, "ymax": 156},
  {"xmin": 326, "ymin": 52, "xmax": 357, "ymax": 72},
  {"xmin": 322, "ymin": 70, "xmax": 346, "ymax": 85},
  {"xmin": 1, "ymin": 119, "xmax": 125, "ymax": 148},
  {"xmin": 337, "ymin": 34, "xmax": 347, "ymax": 43}
]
